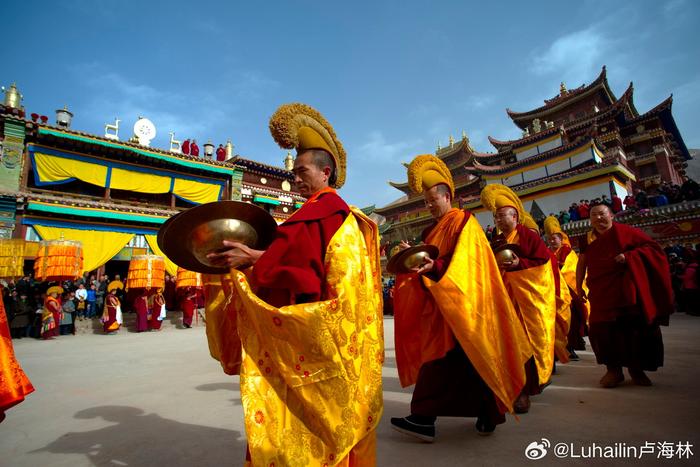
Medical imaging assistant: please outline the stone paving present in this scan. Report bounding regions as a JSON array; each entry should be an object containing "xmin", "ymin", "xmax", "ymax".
[{"xmin": 1, "ymin": 313, "xmax": 699, "ymax": 466}]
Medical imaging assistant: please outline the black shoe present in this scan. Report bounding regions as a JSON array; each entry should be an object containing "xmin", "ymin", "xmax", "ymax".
[
  {"xmin": 475, "ymin": 417, "xmax": 496, "ymax": 436},
  {"xmin": 568, "ymin": 349, "xmax": 580, "ymax": 361},
  {"xmin": 514, "ymin": 393, "xmax": 530, "ymax": 414},
  {"xmin": 390, "ymin": 416, "xmax": 435, "ymax": 442}
]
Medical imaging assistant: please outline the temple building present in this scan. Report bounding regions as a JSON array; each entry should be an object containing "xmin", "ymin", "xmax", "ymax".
[
  {"xmin": 376, "ymin": 66, "xmax": 697, "ymax": 247},
  {"xmin": 0, "ymin": 82, "xmax": 303, "ymax": 278}
]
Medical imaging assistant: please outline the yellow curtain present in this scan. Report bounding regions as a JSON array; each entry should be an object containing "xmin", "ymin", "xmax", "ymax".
[
  {"xmin": 0, "ymin": 239, "xmax": 26, "ymax": 278},
  {"xmin": 144, "ymin": 235, "xmax": 178, "ymax": 276},
  {"xmin": 34, "ymin": 226, "xmax": 134, "ymax": 274},
  {"xmin": 109, "ymin": 168, "xmax": 171, "ymax": 193},
  {"xmin": 172, "ymin": 178, "xmax": 222, "ymax": 204},
  {"xmin": 33, "ymin": 152, "xmax": 108, "ymax": 186}
]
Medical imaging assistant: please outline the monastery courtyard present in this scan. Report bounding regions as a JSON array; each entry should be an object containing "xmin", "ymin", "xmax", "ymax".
[{"xmin": 2, "ymin": 314, "xmax": 698, "ymax": 467}]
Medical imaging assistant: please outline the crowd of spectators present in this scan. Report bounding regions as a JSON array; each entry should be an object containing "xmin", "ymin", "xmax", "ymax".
[
  {"xmin": 1, "ymin": 272, "xmax": 187, "ymax": 339},
  {"xmin": 549, "ymin": 176, "xmax": 700, "ymax": 226}
]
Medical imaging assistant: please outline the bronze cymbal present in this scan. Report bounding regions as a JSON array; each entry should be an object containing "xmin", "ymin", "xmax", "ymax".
[
  {"xmin": 493, "ymin": 243, "xmax": 522, "ymax": 268},
  {"xmin": 386, "ymin": 244, "xmax": 439, "ymax": 274},
  {"xmin": 158, "ymin": 201, "xmax": 278, "ymax": 274}
]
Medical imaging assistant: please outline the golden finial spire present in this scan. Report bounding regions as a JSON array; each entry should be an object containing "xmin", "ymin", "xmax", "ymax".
[
  {"xmin": 449, "ymin": 135, "xmax": 455, "ymax": 146},
  {"xmin": 436, "ymin": 141, "xmax": 442, "ymax": 152},
  {"xmin": 560, "ymin": 82, "xmax": 567, "ymax": 96}
]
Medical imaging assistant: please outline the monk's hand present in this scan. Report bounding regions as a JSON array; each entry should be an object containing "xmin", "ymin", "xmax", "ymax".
[
  {"xmin": 411, "ymin": 257, "xmax": 435, "ymax": 275},
  {"xmin": 206, "ymin": 241, "xmax": 264, "ymax": 269},
  {"xmin": 502, "ymin": 253, "xmax": 520, "ymax": 270},
  {"xmin": 614, "ymin": 253, "xmax": 626, "ymax": 264},
  {"xmin": 577, "ymin": 287, "xmax": 588, "ymax": 302},
  {"xmin": 398, "ymin": 240, "xmax": 412, "ymax": 251}
]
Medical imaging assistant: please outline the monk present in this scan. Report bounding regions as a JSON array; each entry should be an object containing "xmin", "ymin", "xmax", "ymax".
[
  {"xmin": 205, "ymin": 103, "xmax": 383, "ymax": 466},
  {"xmin": 134, "ymin": 291, "xmax": 149, "ymax": 332},
  {"xmin": 180, "ymin": 287, "xmax": 196, "ymax": 329},
  {"xmin": 150, "ymin": 291, "xmax": 166, "ymax": 331},
  {"xmin": 545, "ymin": 216, "xmax": 589, "ymax": 360},
  {"xmin": 101, "ymin": 287, "xmax": 121, "ymax": 334},
  {"xmin": 1, "ymin": 286, "xmax": 34, "ymax": 423},
  {"xmin": 576, "ymin": 202, "xmax": 672, "ymax": 387},
  {"xmin": 390, "ymin": 155, "xmax": 531, "ymax": 440},
  {"xmin": 41, "ymin": 286, "xmax": 62, "ymax": 340},
  {"xmin": 482, "ymin": 184, "xmax": 557, "ymax": 414}
]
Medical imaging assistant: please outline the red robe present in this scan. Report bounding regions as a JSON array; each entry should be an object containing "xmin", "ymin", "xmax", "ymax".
[
  {"xmin": 581, "ymin": 223, "xmax": 671, "ymax": 370},
  {"xmin": 251, "ymin": 189, "xmax": 349, "ymax": 308},
  {"xmin": 150, "ymin": 293, "xmax": 165, "ymax": 330},
  {"xmin": 42, "ymin": 296, "xmax": 61, "ymax": 339},
  {"xmin": 134, "ymin": 295, "xmax": 149, "ymax": 332},
  {"xmin": 181, "ymin": 291, "xmax": 196, "ymax": 327},
  {"xmin": 1, "ymin": 287, "xmax": 34, "ymax": 422},
  {"xmin": 103, "ymin": 295, "xmax": 121, "ymax": 333},
  {"xmin": 582, "ymin": 222, "xmax": 673, "ymax": 325}
]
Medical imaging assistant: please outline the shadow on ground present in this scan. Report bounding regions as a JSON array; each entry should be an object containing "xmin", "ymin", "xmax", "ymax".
[{"xmin": 32, "ymin": 406, "xmax": 245, "ymax": 467}]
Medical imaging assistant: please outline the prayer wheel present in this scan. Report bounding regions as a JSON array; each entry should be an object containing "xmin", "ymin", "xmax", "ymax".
[
  {"xmin": 127, "ymin": 254, "xmax": 165, "ymax": 290},
  {"xmin": 0, "ymin": 239, "xmax": 26, "ymax": 279},
  {"xmin": 33, "ymin": 239, "xmax": 83, "ymax": 281},
  {"xmin": 175, "ymin": 267, "xmax": 202, "ymax": 289}
]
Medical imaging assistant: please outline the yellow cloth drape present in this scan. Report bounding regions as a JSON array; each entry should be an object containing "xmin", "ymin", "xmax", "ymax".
[
  {"xmin": 109, "ymin": 168, "xmax": 171, "ymax": 193},
  {"xmin": 176, "ymin": 267, "xmax": 202, "ymax": 288},
  {"xmin": 210, "ymin": 209, "xmax": 383, "ymax": 466},
  {"xmin": 503, "ymin": 261, "xmax": 557, "ymax": 385},
  {"xmin": 34, "ymin": 226, "xmax": 133, "ymax": 274},
  {"xmin": 33, "ymin": 240, "xmax": 83, "ymax": 281},
  {"xmin": 0, "ymin": 240, "xmax": 26, "ymax": 279},
  {"xmin": 34, "ymin": 152, "xmax": 222, "ymax": 205},
  {"xmin": 203, "ymin": 273, "xmax": 242, "ymax": 375},
  {"xmin": 172, "ymin": 178, "xmax": 222, "ymax": 204},
  {"xmin": 33, "ymin": 152, "xmax": 108, "ymax": 186},
  {"xmin": 144, "ymin": 235, "xmax": 178, "ymax": 277},
  {"xmin": 419, "ymin": 215, "xmax": 533, "ymax": 413}
]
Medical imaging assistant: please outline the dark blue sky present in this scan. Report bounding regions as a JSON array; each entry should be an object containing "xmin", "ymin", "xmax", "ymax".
[{"xmin": 5, "ymin": 0, "xmax": 699, "ymax": 207}]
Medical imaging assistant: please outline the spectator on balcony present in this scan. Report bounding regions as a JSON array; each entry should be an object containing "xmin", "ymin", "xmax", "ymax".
[
  {"xmin": 634, "ymin": 188, "xmax": 649, "ymax": 209},
  {"xmin": 680, "ymin": 176, "xmax": 700, "ymax": 201},
  {"xmin": 624, "ymin": 194, "xmax": 637, "ymax": 211},
  {"xmin": 569, "ymin": 203, "xmax": 580, "ymax": 221},
  {"xmin": 559, "ymin": 210, "xmax": 570, "ymax": 224},
  {"xmin": 578, "ymin": 200, "xmax": 590, "ymax": 219},
  {"xmin": 611, "ymin": 193, "xmax": 623, "ymax": 213}
]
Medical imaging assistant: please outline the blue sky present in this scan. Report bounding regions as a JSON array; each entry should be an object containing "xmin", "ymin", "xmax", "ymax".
[{"xmin": 4, "ymin": 0, "xmax": 699, "ymax": 208}]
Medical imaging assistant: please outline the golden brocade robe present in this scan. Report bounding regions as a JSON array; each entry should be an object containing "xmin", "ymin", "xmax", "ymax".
[
  {"xmin": 207, "ymin": 209, "xmax": 384, "ymax": 467},
  {"xmin": 503, "ymin": 260, "xmax": 557, "ymax": 385},
  {"xmin": 395, "ymin": 212, "xmax": 532, "ymax": 413}
]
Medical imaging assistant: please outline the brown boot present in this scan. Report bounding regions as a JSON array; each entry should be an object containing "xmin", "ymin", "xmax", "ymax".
[
  {"xmin": 600, "ymin": 366, "xmax": 624, "ymax": 388},
  {"xmin": 629, "ymin": 368, "xmax": 652, "ymax": 386},
  {"xmin": 514, "ymin": 392, "xmax": 530, "ymax": 413}
]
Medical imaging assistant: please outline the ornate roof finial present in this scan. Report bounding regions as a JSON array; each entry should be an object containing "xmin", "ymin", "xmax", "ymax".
[
  {"xmin": 225, "ymin": 139, "xmax": 234, "ymax": 160},
  {"xmin": 284, "ymin": 151, "xmax": 294, "ymax": 171},
  {"xmin": 560, "ymin": 81, "xmax": 567, "ymax": 96},
  {"xmin": 449, "ymin": 135, "xmax": 455, "ymax": 147},
  {"xmin": 462, "ymin": 130, "xmax": 467, "ymax": 140},
  {"xmin": 2, "ymin": 82, "xmax": 23, "ymax": 109},
  {"xmin": 436, "ymin": 141, "xmax": 442, "ymax": 152}
]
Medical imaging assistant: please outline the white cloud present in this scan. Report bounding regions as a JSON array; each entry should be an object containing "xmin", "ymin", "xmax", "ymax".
[
  {"xmin": 354, "ymin": 131, "xmax": 422, "ymax": 164},
  {"xmin": 465, "ymin": 95, "xmax": 493, "ymax": 110},
  {"xmin": 530, "ymin": 28, "xmax": 607, "ymax": 82}
]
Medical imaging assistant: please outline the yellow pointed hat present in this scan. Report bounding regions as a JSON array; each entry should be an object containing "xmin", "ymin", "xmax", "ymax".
[
  {"xmin": 544, "ymin": 215, "xmax": 571, "ymax": 245},
  {"xmin": 269, "ymin": 103, "xmax": 346, "ymax": 188},
  {"xmin": 480, "ymin": 183, "xmax": 524, "ymax": 221},
  {"xmin": 522, "ymin": 213, "xmax": 540, "ymax": 233},
  {"xmin": 407, "ymin": 154, "xmax": 455, "ymax": 198},
  {"xmin": 47, "ymin": 286, "xmax": 64, "ymax": 296}
]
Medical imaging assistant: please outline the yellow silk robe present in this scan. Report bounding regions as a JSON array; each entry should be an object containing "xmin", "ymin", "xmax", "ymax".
[
  {"xmin": 553, "ymin": 269, "xmax": 572, "ymax": 363},
  {"xmin": 206, "ymin": 208, "xmax": 383, "ymax": 467},
  {"xmin": 502, "ymin": 235, "xmax": 557, "ymax": 385},
  {"xmin": 395, "ymin": 211, "xmax": 532, "ymax": 413}
]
